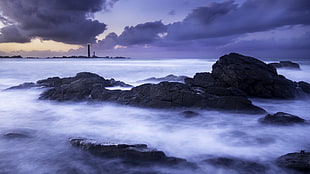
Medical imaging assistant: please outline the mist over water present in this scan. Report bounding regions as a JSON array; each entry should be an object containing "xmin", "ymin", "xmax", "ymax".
[{"xmin": 0, "ymin": 58, "xmax": 309, "ymax": 173}]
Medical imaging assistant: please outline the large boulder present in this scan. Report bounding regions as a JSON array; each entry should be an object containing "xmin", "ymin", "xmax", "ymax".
[
  {"xmin": 69, "ymin": 138, "xmax": 187, "ymax": 166},
  {"xmin": 276, "ymin": 151, "xmax": 310, "ymax": 172},
  {"xmin": 259, "ymin": 112, "xmax": 306, "ymax": 125},
  {"xmin": 211, "ymin": 53, "xmax": 298, "ymax": 99}
]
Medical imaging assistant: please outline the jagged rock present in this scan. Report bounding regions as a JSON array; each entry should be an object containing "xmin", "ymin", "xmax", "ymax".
[
  {"xmin": 6, "ymin": 82, "xmax": 38, "ymax": 90},
  {"xmin": 139, "ymin": 74, "xmax": 188, "ymax": 83},
  {"xmin": 115, "ymin": 82, "xmax": 206, "ymax": 108},
  {"xmin": 204, "ymin": 157, "xmax": 268, "ymax": 174},
  {"xmin": 211, "ymin": 53, "xmax": 298, "ymax": 99},
  {"xmin": 276, "ymin": 151, "xmax": 310, "ymax": 172},
  {"xmin": 259, "ymin": 112, "xmax": 306, "ymax": 125},
  {"xmin": 204, "ymin": 96, "xmax": 264, "ymax": 113},
  {"xmin": 298, "ymin": 81, "xmax": 310, "ymax": 94},
  {"xmin": 269, "ymin": 61, "xmax": 300, "ymax": 69},
  {"xmin": 38, "ymin": 72, "xmax": 131, "ymax": 101},
  {"xmin": 113, "ymin": 82, "xmax": 265, "ymax": 113},
  {"xmin": 8, "ymin": 72, "xmax": 264, "ymax": 113},
  {"xmin": 185, "ymin": 72, "xmax": 216, "ymax": 88},
  {"xmin": 69, "ymin": 138, "xmax": 187, "ymax": 166}
]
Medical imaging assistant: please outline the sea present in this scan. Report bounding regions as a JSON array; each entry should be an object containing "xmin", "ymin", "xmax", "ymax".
[{"xmin": 0, "ymin": 58, "xmax": 309, "ymax": 174}]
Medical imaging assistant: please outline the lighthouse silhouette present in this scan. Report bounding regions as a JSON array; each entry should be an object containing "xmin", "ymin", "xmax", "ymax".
[{"xmin": 87, "ymin": 43, "xmax": 91, "ymax": 58}]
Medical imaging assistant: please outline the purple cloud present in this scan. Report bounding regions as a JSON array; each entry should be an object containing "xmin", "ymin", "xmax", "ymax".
[{"xmin": 0, "ymin": 0, "xmax": 118, "ymax": 44}]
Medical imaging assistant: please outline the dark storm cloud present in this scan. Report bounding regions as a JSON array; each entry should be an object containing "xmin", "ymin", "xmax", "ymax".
[
  {"xmin": 0, "ymin": 0, "xmax": 118, "ymax": 44},
  {"xmin": 97, "ymin": 21, "xmax": 167, "ymax": 48},
  {"xmin": 167, "ymin": 0, "xmax": 310, "ymax": 40},
  {"xmin": 118, "ymin": 21, "xmax": 167, "ymax": 45},
  {"xmin": 0, "ymin": 25, "xmax": 30, "ymax": 43},
  {"xmin": 96, "ymin": 0, "xmax": 310, "ymax": 51}
]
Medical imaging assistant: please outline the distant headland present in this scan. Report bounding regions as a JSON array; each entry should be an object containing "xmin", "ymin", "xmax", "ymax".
[{"xmin": 0, "ymin": 55, "xmax": 130, "ymax": 59}]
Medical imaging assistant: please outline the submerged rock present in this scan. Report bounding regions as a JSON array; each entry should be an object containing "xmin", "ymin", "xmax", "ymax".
[
  {"xmin": 276, "ymin": 151, "xmax": 310, "ymax": 172},
  {"xmin": 269, "ymin": 61, "xmax": 300, "ymax": 69},
  {"xmin": 204, "ymin": 157, "xmax": 268, "ymax": 174},
  {"xmin": 139, "ymin": 74, "xmax": 188, "ymax": 83},
  {"xmin": 3, "ymin": 132, "xmax": 32, "ymax": 139},
  {"xmin": 69, "ymin": 138, "xmax": 187, "ymax": 166},
  {"xmin": 259, "ymin": 112, "xmax": 306, "ymax": 125},
  {"xmin": 180, "ymin": 110, "xmax": 200, "ymax": 118}
]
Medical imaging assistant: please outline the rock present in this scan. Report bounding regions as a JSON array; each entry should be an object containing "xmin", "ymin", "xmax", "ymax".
[
  {"xmin": 205, "ymin": 96, "xmax": 265, "ymax": 114},
  {"xmin": 259, "ymin": 112, "xmax": 306, "ymax": 125},
  {"xmin": 180, "ymin": 110, "xmax": 200, "ymax": 118},
  {"xmin": 37, "ymin": 77, "xmax": 62, "ymax": 87},
  {"xmin": 69, "ymin": 138, "xmax": 187, "ymax": 166},
  {"xmin": 38, "ymin": 72, "xmax": 131, "ymax": 101},
  {"xmin": 6, "ymin": 82, "xmax": 38, "ymax": 90},
  {"xmin": 11, "ymin": 70, "xmax": 265, "ymax": 113},
  {"xmin": 185, "ymin": 72, "xmax": 216, "ymax": 88},
  {"xmin": 204, "ymin": 157, "xmax": 268, "ymax": 174},
  {"xmin": 298, "ymin": 81, "xmax": 310, "ymax": 94},
  {"xmin": 276, "ymin": 151, "xmax": 310, "ymax": 172},
  {"xmin": 33, "ymin": 75, "xmax": 265, "ymax": 113},
  {"xmin": 269, "ymin": 61, "xmax": 300, "ymax": 69},
  {"xmin": 3, "ymin": 132, "xmax": 31, "ymax": 139},
  {"xmin": 116, "ymin": 82, "xmax": 207, "ymax": 108},
  {"xmin": 201, "ymin": 87, "xmax": 247, "ymax": 97},
  {"xmin": 140, "ymin": 74, "xmax": 188, "ymax": 83},
  {"xmin": 115, "ymin": 82, "xmax": 265, "ymax": 113},
  {"xmin": 211, "ymin": 53, "xmax": 298, "ymax": 99}
]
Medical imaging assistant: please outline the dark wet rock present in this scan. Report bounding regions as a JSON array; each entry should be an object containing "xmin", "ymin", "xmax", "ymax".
[
  {"xmin": 276, "ymin": 151, "xmax": 310, "ymax": 172},
  {"xmin": 69, "ymin": 138, "xmax": 188, "ymax": 166},
  {"xmin": 140, "ymin": 74, "xmax": 188, "ymax": 83},
  {"xmin": 259, "ymin": 112, "xmax": 306, "ymax": 125},
  {"xmin": 180, "ymin": 110, "xmax": 200, "ymax": 118},
  {"xmin": 113, "ymin": 82, "xmax": 265, "ymax": 113},
  {"xmin": 204, "ymin": 157, "xmax": 268, "ymax": 174},
  {"xmin": 202, "ymin": 87, "xmax": 247, "ymax": 97},
  {"xmin": 204, "ymin": 96, "xmax": 265, "ymax": 114},
  {"xmin": 185, "ymin": 72, "xmax": 216, "ymax": 88},
  {"xmin": 6, "ymin": 82, "xmax": 38, "ymax": 90},
  {"xmin": 269, "ymin": 61, "xmax": 300, "ymax": 69},
  {"xmin": 38, "ymin": 72, "xmax": 131, "ymax": 101},
  {"xmin": 3, "ymin": 132, "xmax": 31, "ymax": 139},
  {"xmin": 298, "ymin": 81, "xmax": 310, "ymax": 94},
  {"xmin": 211, "ymin": 53, "xmax": 298, "ymax": 99},
  {"xmin": 11, "ymin": 66, "xmax": 267, "ymax": 113},
  {"xmin": 37, "ymin": 77, "xmax": 62, "ymax": 87},
  {"xmin": 30, "ymin": 74, "xmax": 265, "ymax": 113},
  {"xmin": 115, "ymin": 82, "xmax": 207, "ymax": 108}
]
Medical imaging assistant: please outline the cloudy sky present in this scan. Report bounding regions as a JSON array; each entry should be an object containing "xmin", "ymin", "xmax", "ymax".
[{"xmin": 0, "ymin": 0, "xmax": 309, "ymax": 59}]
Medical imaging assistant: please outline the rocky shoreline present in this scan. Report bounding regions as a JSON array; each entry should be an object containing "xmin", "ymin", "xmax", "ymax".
[{"xmin": 6, "ymin": 52, "xmax": 310, "ymax": 173}]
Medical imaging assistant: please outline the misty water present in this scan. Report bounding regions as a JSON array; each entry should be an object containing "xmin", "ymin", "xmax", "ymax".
[{"xmin": 0, "ymin": 58, "xmax": 309, "ymax": 174}]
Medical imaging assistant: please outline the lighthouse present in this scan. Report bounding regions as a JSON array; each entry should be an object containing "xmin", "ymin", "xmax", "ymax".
[{"xmin": 87, "ymin": 43, "xmax": 91, "ymax": 58}]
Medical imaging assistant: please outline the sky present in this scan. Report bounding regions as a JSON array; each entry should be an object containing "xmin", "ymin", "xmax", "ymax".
[{"xmin": 0, "ymin": 0, "xmax": 309, "ymax": 59}]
